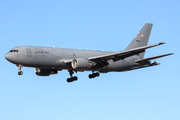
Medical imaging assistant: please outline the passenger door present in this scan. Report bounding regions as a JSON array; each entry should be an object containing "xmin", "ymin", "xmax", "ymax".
[{"xmin": 26, "ymin": 49, "xmax": 31, "ymax": 57}]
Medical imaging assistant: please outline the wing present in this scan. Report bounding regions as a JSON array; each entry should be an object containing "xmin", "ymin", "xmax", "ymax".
[
  {"xmin": 89, "ymin": 42, "xmax": 165, "ymax": 62},
  {"xmin": 134, "ymin": 53, "xmax": 174, "ymax": 63}
]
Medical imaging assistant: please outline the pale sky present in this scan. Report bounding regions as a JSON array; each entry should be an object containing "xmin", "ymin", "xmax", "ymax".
[{"xmin": 0, "ymin": 0, "xmax": 179, "ymax": 120}]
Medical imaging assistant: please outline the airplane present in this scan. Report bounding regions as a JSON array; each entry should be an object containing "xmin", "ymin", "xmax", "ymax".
[{"xmin": 5, "ymin": 23, "xmax": 173, "ymax": 82}]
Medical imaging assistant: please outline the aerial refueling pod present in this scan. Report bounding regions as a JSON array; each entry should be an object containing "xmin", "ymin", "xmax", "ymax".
[
  {"xmin": 71, "ymin": 58, "xmax": 95, "ymax": 69},
  {"xmin": 35, "ymin": 68, "xmax": 58, "ymax": 76}
]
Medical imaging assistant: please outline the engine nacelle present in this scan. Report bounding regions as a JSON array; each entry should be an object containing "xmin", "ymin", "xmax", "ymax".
[
  {"xmin": 35, "ymin": 68, "xmax": 58, "ymax": 76},
  {"xmin": 71, "ymin": 58, "xmax": 94, "ymax": 69}
]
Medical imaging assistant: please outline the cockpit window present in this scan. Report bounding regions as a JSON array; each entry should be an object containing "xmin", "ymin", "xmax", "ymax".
[{"xmin": 9, "ymin": 50, "xmax": 19, "ymax": 52}]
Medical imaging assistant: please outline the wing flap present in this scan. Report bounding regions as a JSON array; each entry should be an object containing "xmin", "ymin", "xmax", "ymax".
[
  {"xmin": 89, "ymin": 42, "xmax": 165, "ymax": 61},
  {"xmin": 134, "ymin": 53, "xmax": 174, "ymax": 63}
]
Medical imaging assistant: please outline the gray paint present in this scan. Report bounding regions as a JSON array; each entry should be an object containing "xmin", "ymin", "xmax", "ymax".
[{"xmin": 126, "ymin": 23, "xmax": 153, "ymax": 58}]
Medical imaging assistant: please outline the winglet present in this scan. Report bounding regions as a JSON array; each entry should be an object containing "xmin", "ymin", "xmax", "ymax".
[{"xmin": 159, "ymin": 42, "xmax": 165, "ymax": 45}]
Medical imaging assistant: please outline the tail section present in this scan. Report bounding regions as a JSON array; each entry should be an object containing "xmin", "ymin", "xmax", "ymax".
[{"xmin": 126, "ymin": 23, "xmax": 153, "ymax": 58}]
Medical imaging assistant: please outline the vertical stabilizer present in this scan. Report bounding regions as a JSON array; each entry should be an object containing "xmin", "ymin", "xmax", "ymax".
[{"xmin": 126, "ymin": 23, "xmax": 153, "ymax": 58}]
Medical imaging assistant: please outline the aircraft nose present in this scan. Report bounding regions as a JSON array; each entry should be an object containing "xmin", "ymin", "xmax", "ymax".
[{"xmin": 5, "ymin": 53, "xmax": 10, "ymax": 61}]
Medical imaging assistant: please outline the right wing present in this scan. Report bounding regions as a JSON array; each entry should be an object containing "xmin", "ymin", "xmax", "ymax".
[{"xmin": 134, "ymin": 53, "xmax": 174, "ymax": 63}]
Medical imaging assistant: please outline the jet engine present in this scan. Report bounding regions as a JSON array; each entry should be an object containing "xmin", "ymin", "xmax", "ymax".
[
  {"xmin": 71, "ymin": 58, "xmax": 95, "ymax": 69},
  {"xmin": 35, "ymin": 68, "xmax": 58, "ymax": 76}
]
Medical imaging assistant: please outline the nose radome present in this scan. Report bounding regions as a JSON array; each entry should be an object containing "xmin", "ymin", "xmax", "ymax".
[{"xmin": 5, "ymin": 53, "xmax": 10, "ymax": 60}]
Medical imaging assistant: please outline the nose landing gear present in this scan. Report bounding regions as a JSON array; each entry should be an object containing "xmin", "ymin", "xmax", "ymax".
[{"xmin": 16, "ymin": 64, "xmax": 23, "ymax": 75}]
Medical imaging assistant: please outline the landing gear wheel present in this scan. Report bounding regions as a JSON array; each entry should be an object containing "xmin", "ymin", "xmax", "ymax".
[
  {"xmin": 89, "ymin": 74, "xmax": 93, "ymax": 79},
  {"xmin": 67, "ymin": 78, "xmax": 71, "ymax": 83},
  {"xmin": 67, "ymin": 70, "xmax": 78, "ymax": 83},
  {"xmin": 67, "ymin": 76, "xmax": 78, "ymax": 83},
  {"xmin": 73, "ymin": 76, "xmax": 78, "ymax": 81},
  {"xmin": 18, "ymin": 71, "xmax": 23, "ymax": 75},
  {"xmin": 95, "ymin": 72, "xmax": 100, "ymax": 77},
  {"xmin": 67, "ymin": 78, "xmax": 73, "ymax": 83},
  {"xmin": 92, "ymin": 74, "xmax": 96, "ymax": 78},
  {"xmin": 89, "ymin": 72, "xmax": 100, "ymax": 79}
]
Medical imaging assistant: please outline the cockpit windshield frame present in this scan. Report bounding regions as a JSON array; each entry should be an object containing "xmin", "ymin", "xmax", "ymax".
[{"xmin": 9, "ymin": 50, "xmax": 19, "ymax": 52}]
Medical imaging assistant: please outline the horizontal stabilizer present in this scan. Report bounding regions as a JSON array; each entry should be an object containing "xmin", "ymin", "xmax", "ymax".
[{"xmin": 134, "ymin": 53, "xmax": 174, "ymax": 63}]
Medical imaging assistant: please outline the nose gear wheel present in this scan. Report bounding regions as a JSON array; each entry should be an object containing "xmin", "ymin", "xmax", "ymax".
[
  {"xmin": 16, "ymin": 64, "xmax": 23, "ymax": 75},
  {"xmin": 18, "ymin": 71, "xmax": 23, "ymax": 75}
]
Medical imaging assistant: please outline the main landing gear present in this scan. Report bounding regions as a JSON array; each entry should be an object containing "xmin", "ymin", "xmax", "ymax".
[
  {"xmin": 66, "ymin": 70, "xmax": 100, "ymax": 82},
  {"xmin": 89, "ymin": 72, "xmax": 100, "ymax": 79},
  {"xmin": 67, "ymin": 70, "xmax": 78, "ymax": 83},
  {"xmin": 17, "ymin": 64, "xmax": 23, "ymax": 75}
]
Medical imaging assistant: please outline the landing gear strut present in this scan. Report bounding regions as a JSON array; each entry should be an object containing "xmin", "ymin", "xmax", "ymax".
[
  {"xmin": 67, "ymin": 70, "xmax": 78, "ymax": 83},
  {"xmin": 89, "ymin": 72, "xmax": 100, "ymax": 79},
  {"xmin": 16, "ymin": 64, "xmax": 23, "ymax": 75}
]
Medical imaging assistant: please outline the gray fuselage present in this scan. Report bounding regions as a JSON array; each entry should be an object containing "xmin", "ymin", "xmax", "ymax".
[{"xmin": 5, "ymin": 46, "xmax": 142, "ymax": 72}]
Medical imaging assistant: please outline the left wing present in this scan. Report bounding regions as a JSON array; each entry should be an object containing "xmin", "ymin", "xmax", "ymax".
[{"xmin": 89, "ymin": 42, "xmax": 164, "ymax": 62}]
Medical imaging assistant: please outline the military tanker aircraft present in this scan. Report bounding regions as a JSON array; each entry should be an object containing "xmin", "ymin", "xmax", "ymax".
[{"xmin": 5, "ymin": 23, "xmax": 173, "ymax": 82}]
